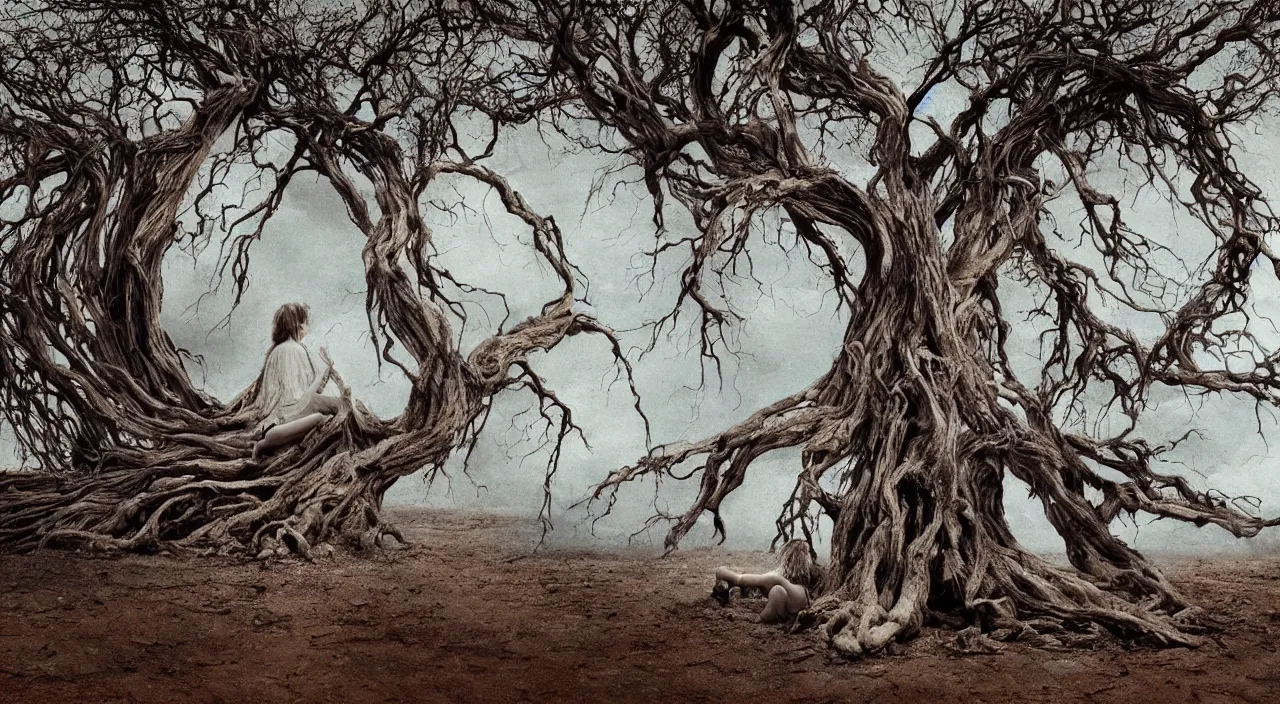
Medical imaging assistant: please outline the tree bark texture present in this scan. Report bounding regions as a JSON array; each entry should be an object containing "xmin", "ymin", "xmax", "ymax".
[{"xmin": 0, "ymin": 1, "xmax": 642, "ymax": 557}]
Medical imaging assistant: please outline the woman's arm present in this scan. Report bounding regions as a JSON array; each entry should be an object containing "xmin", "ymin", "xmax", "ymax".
[
  {"xmin": 714, "ymin": 567, "xmax": 740, "ymax": 583},
  {"xmin": 733, "ymin": 572, "xmax": 789, "ymax": 592},
  {"xmin": 715, "ymin": 567, "xmax": 788, "ymax": 592}
]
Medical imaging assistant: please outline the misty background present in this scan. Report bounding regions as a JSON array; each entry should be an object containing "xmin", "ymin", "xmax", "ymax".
[{"xmin": 3, "ymin": 79, "xmax": 1280, "ymax": 559}]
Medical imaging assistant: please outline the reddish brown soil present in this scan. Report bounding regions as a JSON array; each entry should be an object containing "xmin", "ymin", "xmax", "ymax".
[{"xmin": 3, "ymin": 508, "xmax": 1279, "ymax": 703}]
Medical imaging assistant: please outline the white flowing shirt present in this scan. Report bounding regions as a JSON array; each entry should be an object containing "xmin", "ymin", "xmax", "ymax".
[{"xmin": 256, "ymin": 339, "xmax": 318, "ymax": 433}]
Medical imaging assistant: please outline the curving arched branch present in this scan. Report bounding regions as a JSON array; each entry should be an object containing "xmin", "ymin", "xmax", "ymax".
[{"xmin": 0, "ymin": 0, "xmax": 646, "ymax": 556}]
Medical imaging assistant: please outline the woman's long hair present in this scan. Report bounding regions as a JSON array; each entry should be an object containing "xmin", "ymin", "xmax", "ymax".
[
  {"xmin": 777, "ymin": 539, "xmax": 821, "ymax": 592},
  {"xmin": 271, "ymin": 303, "xmax": 310, "ymax": 346}
]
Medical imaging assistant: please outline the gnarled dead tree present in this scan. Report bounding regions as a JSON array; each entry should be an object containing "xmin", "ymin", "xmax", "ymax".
[
  {"xmin": 478, "ymin": 0, "xmax": 1280, "ymax": 653},
  {"xmin": 0, "ymin": 0, "xmax": 643, "ymax": 556}
]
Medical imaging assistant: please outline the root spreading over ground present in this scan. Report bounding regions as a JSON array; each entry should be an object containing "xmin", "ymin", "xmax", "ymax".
[
  {"xmin": 3, "ymin": 0, "xmax": 1280, "ymax": 659},
  {"xmin": 0, "ymin": 2, "xmax": 643, "ymax": 557},
  {"xmin": 484, "ymin": 0, "xmax": 1280, "ymax": 654}
]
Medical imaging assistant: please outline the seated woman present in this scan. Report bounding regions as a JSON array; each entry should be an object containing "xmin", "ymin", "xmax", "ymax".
[
  {"xmin": 250, "ymin": 302, "xmax": 343, "ymax": 461},
  {"xmin": 712, "ymin": 539, "xmax": 821, "ymax": 623}
]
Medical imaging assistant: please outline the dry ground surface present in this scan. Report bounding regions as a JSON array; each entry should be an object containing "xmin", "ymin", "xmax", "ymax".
[{"xmin": 2, "ymin": 507, "xmax": 1279, "ymax": 703}]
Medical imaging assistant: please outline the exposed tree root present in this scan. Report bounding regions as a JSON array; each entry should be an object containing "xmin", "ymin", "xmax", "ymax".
[
  {"xmin": 0, "ymin": 389, "xmax": 389, "ymax": 557},
  {"xmin": 593, "ymin": 319, "xmax": 1257, "ymax": 654},
  {"xmin": 491, "ymin": 0, "xmax": 1280, "ymax": 654}
]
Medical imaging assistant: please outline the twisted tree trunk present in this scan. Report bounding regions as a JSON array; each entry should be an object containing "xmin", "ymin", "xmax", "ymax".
[
  {"xmin": 0, "ymin": 96, "xmax": 638, "ymax": 558},
  {"xmin": 0, "ymin": 0, "xmax": 654, "ymax": 557},
  {"xmin": 803, "ymin": 237, "xmax": 1201, "ymax": 655},
  {"xmin": 488, "ymin": 0, "xmax": 1280, "ymax": 655}
]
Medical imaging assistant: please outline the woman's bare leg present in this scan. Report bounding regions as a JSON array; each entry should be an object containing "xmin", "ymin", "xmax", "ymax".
[{"xmin": 252, "ymin": 412, "xmax": 331, "ymax": 460}]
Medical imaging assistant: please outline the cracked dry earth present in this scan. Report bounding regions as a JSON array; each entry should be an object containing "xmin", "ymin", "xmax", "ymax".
[{"xmin": 2, "ymin": 508, "xmax": 1279, "ymax": 703}]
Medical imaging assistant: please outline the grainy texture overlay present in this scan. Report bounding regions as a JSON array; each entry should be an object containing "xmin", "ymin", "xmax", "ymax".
[
  {"xmin": 5, "ymin": 0, "xmax": 1280, "ymax": 659},
  {"xmin": 2, "ymin": 509, "xmax": 1278, "ymax": 703}
]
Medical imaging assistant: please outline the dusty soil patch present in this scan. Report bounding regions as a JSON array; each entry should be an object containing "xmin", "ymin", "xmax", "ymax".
[{"xmin": 2, "ymin": 508, "xmax": 1278, "ymax": 703}]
